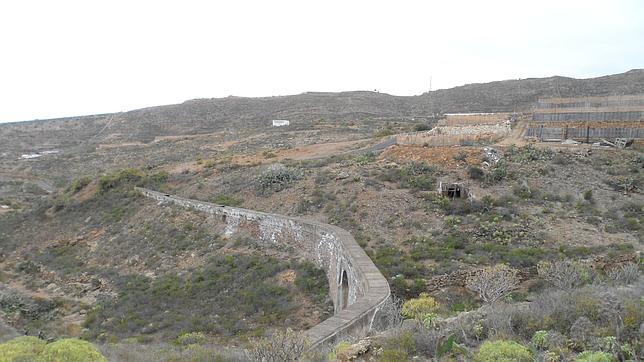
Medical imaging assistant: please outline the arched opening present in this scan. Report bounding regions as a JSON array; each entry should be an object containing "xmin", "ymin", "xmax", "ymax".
[{"xmin": 341, "ymin": 270, "xmax": 349, "ymax": 310}]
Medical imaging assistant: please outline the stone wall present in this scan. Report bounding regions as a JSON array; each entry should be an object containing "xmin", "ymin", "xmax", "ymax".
[{"xmin": 135, "ymin": 187, "xmax": 390, "ymax": 348}]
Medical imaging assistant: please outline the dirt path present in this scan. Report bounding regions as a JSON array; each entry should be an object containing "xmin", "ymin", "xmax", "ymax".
[{"xmin": 495, "ymin": 120, "xmax": 528, "ymax": 146}]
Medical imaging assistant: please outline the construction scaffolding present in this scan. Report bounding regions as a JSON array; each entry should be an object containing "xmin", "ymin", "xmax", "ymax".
[{"xmin": 527, "ymin": 95, "xmax": 644, "ymax": 142}]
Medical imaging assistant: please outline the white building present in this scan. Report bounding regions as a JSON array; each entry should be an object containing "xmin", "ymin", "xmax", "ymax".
[{"xmin": 272, "ymin": 120, "xmax": 290, "ymax": 127}]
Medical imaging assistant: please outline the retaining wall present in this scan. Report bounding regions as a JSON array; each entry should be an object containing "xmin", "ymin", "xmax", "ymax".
[
  {"xmin": 135, "ymin": 187, "xmax": 390, "ymax": 348},
  {"xmin": 526, "ymin": 125, "xmax": 644, "ymax": 141}
]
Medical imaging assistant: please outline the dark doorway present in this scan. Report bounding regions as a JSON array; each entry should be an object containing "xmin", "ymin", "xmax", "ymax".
[
  {"xmin": 447, "ymin": 185, "xmax": 461, "ymax": 198},
  {"xmin": 341, "ymin": 270, "xmax": 349, "ymax": 310}
]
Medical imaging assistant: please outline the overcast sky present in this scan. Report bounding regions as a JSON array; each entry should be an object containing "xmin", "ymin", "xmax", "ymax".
[{"xmin": 0, "ymin": 0, "xmax": 642, "ymax": 123}]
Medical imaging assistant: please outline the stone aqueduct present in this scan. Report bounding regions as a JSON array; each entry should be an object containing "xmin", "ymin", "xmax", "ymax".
[{"xmin": 136, "ymin": 187, "xmax": 391, "ymax": 348}]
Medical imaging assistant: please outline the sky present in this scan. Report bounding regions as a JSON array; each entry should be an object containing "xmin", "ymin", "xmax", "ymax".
[{"xmin": 0, "ymin": 0, "xmax": 642, "ymax": 123}]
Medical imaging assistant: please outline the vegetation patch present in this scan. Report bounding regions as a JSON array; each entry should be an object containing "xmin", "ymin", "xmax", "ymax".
[
  {"xmin": 83, "ymin": 254, "xmax": 330, "ymax": 342},
  {"xmin": 377, "ymin": 161, "xmax": 439, "ymax": 191}
]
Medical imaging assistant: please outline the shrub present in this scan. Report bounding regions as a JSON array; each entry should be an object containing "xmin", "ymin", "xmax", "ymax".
[
  {"xmin": 327, "ymin": 341, "xmax": 351, "ymax": 361},
  {"xmin": 67, "ymin": 176, "xmax": 92, "ymax": 194},
  {"xmin": 41, "ymin": 338, "xmax": 107, "ymax": 362},
  {"xmin": 468, "ymin": 166, "xmax": 485, "ymax": 180},
  {"xmin": 379, "ymin": 348, "xmax": 409, "ymax": 362},
  {"xmin": 506, "ymin": 144, "xmax": 554, "ymax": 163},
  {"xmin": 355, "ymin": 152, "xmax": 376, "ymax": 166},
  {"xmin": 413, "ymin": 123, "xmax": 432, "ymax": 132},
  {"xmin": 382, "ymin": 329, "xmax": 416, "ymax": 356},
  {"xmin": 262, "ymin": 150, "xmax": 277, "ymax": 159},
  {"xmin": 98, "ymin": 169, "xmax": 167, "ymax": 193},
  {"xmin": 375, "ymin": 128, "xmax": 395, "ymax": 137},
  {"xmin": 175, "ymin": 331, "xmax": 207, "ymax": 346},
  {"xmin": 371, "ymin": 296, "xmax": 404, "ymax": 332},
  {"xmin": 575, "ymin": 351, "xmax": 615, "ymax": 362},
  {"xmin": 466, "ymin": 264, "xmax": 519, "ymax": 304},
  {"xmin": 552, "ymin": 153, "xmax": 571, "ymax": 165},
  {"xmin": 248, "ymin": 328, "xmax": 310, "ymax": 362},
  {"xmin": 483, "ymin": 162, "xmax": 508, "ymax": 185},
  {"xmin": 605, "ymin": 263, "xmax": 639, "ymax": 285},
  {"xmin": 531, "ymin": 330, "xmax": 549, "ymax": 350},
  {"xmin": 400, "ymin": 162, "xmax": 437, "ymax": 190},
  {"xmin": 569, "ymin": 316, "xmax": 594, "ymax": 349},
  {"xmin": 402, "ymin": 293, "xmax": 440, "ymax": 320},
  {"xmin": 211, "ymin": 194, "xmax": 243, "ymax": 207},
  {"xmin": 454, "ymin": 152, "xmax": 468, "ymax": 162},
  {"xmin": 473, "ymin": 340, "xmax": 532, "ymax": 362},
  {"xmin": 294, "ymin": 262, "xmax": 330, "ymax": 312},
  {"xmin": 537, "ymin": 260, "xmax": 591, "ymax": 290},
  {"xmin": 255, "ymin": 165, "xmax": 300, "ymax": 194},
  {"xmin": 0, "ymin": 336, "xmax": 46, "ymax": 361},
  {"xmin": 583, "ymin": 190, "xmax": 593, "ymax": 202}
]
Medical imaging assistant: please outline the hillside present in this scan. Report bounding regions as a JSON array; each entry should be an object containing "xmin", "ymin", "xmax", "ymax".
[
  {"xmin": 419, "ymin": 69, "xmax": 644, "ymax": 113},
  {"xmin": 0, "ymin": 69, "xmax": 642, "ymax": 360},
  {"xmin": 1, "ymin": 70, "xmax": 642, "ymax": 151}
]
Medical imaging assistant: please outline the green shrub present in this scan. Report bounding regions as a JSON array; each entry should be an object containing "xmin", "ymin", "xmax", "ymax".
[
  {"xmin": 375, "ymin": 128, "xmax": 395, "ymax": 137},
  {"xmin": 473, "ymin": 340, "xmax": 532, "ymax": 362},
  {"xmin": 575, "ymin": 351, "xmax": 615, "ymax": 362},
  {"xmin": 468, "ymin": 166, "xmax": 485, "ymax": 180},
  {"xmin": 294, "ymin": 262, "xmax": 329, "ymax": 310},
  {"xmin": 401, "ymin": 162, "xmax": 437, "ymax": 190},
  {"xmin": 175, "ymin": 331, "xmax": 207, "ymax": 346},
  {"xmin": 98, "ymin": 168, "xmax": 167, "ymax": 193},
  {"xmin": 506, "ymin": 144, "xmax": 554, "ymax": 162},
  {"xmin": 67, "ymin": 176, "xmax": 92, "ymax": 194},
  {"xmin": 379, "ymin": 348, "xmax": 408, "ymax": 362},
  {"xmin": 41, "ymin": 338, "xmax": 107, "ymax": 362},
  {"xmin": 402, "ymin": 293, "xmax": 440, "ymax": 319},
  {"xmin": 355, "ymin": 152, "xmax": 376, "ymax": 166},
  {"xmin": 0, "ymin": 336, "xmax": 46, "ymax": 361},
  {"xmin": 255, "ymin": 166, "xmax": 300, "ymax": 194},
  {"xmin": 484, "ymin": 162, "xmax": 508, "ymax": 185},
  {"xmin": 531, "ymin": 330, "xmax": 548, "ymax": 350},
  {"xmin": 413, "ymin": 123, "xmax": 432, "ymax": 132},
  {"xmin": 327, "ymin": 341, "xmax": 351, "ymax": 361},
  {"xmin": 211, "ymin": 194, "xmax": 243, "ymax": 207},
  {"xmin": 377, "ymin": 162, "xmax": 437, "ymax": 191},
  {"xmin": 383, "ymin": 330, "xmax": 416, "ymax": 355}
]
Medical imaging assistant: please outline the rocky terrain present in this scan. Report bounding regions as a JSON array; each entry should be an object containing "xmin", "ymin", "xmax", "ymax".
[{"xmin": 0, "ymin": 69, "xmax": 642, "ymax": 360}]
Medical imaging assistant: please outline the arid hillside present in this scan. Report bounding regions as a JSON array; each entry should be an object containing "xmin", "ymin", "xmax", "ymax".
[
  {"xmin": 1, "ymin": 69, "xmax": 642, "ymax": 151},
  {"xmin": 0, "ymin": 70, "xmax": 642, "ymax": 360}
]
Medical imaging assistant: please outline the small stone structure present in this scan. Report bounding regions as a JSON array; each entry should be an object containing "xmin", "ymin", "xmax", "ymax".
[
  {"xmin": 136, "ymin": 187, "xmax": 390, "ymax": 348},
  {"xmin": 438, "ymin": 181, "xmax": 469, "ymax": 199}
]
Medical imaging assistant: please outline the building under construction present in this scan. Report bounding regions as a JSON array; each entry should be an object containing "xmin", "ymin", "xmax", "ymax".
[{"xmin": 526, "ymin": 95, "xmax": 644, "ymax": 142}]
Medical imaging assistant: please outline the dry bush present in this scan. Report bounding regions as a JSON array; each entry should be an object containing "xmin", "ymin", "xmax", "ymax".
[
  {"xmin": 537, "ymin": 260, "xmax": 591, "ymax": 290},
  {"xmin": 466, "ymin": 264, "xmax": 519, "ymax": 304},
  {"xmin": 371, "ymin": 296, "xmax": 404, "ymax": 332},
  {"xmin": 248, "ymin": 328, "xmax": 310, "ymax": 362},
  {"xmin": 605, "ymin": 263, "xmax": 639, "ymax": 286},
  {"xmin": 100, "ymin": 343, "xmax": 247, "ymax": 362},
  {"xmin": 569, "ymin": 316, "xmax": 595, "ymax": 350},
  {"xmin": 482, "ymin": 302, "xmax": 516, "ymax": 339}
]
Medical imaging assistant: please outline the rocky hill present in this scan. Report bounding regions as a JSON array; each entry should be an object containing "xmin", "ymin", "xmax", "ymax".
[{"xmin": 1, "ymin": 70, "xmax": 642, "ymax": 150}]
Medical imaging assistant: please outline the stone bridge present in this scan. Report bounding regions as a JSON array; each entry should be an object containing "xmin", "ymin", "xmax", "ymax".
[{"xmin": 135, "ymin": 187, "xmax": 390, "ymax": 348}]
